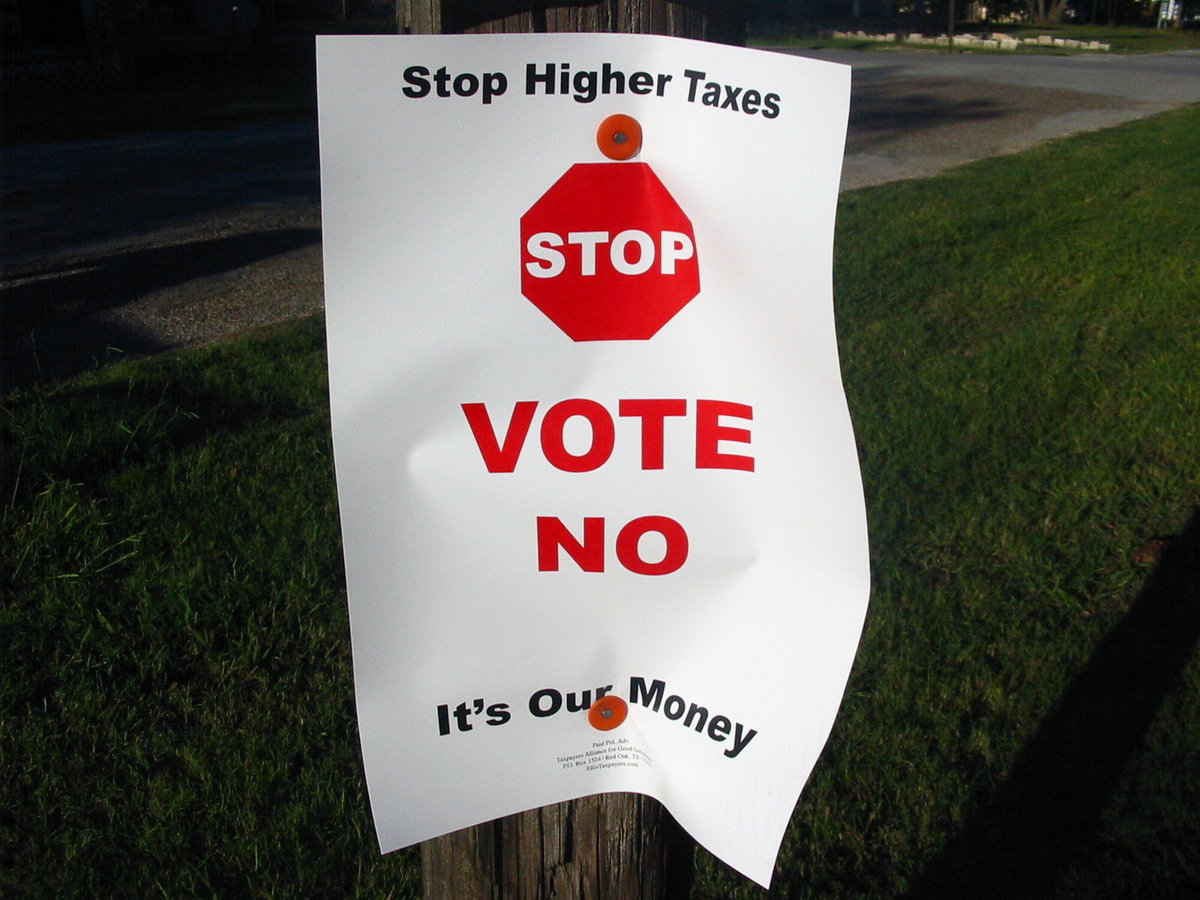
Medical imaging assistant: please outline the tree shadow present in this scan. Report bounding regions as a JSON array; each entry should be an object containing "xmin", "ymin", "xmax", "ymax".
[
  {"xmin": 1, "ymin": 120, "xmax": 320, "ymax": 262},
  {"xmin": 2, "ymin": 227, "xmax": 320, "ymax": 391},
  {"xmin": 1, "ymin": 318, "xmax": 165, "ymax": 394},
  {"xmin": 907, "ymin": 508, "xmax": 1200, "ymax": 898},
  {"xmin": 847, "ymin": 76, "xmax": 1010, "ymax": 151}
]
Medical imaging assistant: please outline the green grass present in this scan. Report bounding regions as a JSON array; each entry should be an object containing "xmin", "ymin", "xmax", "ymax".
[
  {"xmin": 1, "ymin": 322, "xmax": 421, "ymax": 894},
  {"xmin": 698, "ymin": 105, "xmax": 1200, "ymax": 896},
  {"xmin": 4, "ymin": 107, "xmax": 1199, "ymax": 895},
  {"xmin": 1010, "ymin": 23, "xmax": 1200, "ymax": 53}
]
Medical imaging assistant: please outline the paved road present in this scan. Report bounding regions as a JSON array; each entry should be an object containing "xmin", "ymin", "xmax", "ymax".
[
  {"xmin": 3, "ymin": 49, "xmax": 1198, "ymax": 389},
  {"xmin": 2, "ymin": 120, "xmax": 324, "ymax": 386},
  {"xmin": 781, "ymin": 48, "xmax": 1200, "ymax": 188}
]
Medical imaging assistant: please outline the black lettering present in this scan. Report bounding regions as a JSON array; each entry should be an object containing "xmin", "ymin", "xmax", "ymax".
[
  {"xmin": 656, "ymin": 73, "xmax": 672, "ymax": 96},
  {"xmin": 663, "ymin": 695, "xmax": 686, "ymax": 720},
  {"xmin": 529, "ymin": 688, "xmax": 562, "ymax": 717},
  {"xmin": 402, "ymin": 65, "xmax": 431, "ymax": 99},
  {"xmin": 762, "ymin": 93, "xmax": 781, "ymax": 119},
  {"xmin": 565, "ymin": 689, "xmax": 593, "ymax": 712},
  {"xmin": 573, "ymin": 70, "xmax": 598, "ymax": 103},
  {"xmin": 683, "ymin": 69, "xmax": 705, "ymax": 103},
  {"xmin": 683, "ymin": 702, "xmax": 709, "ymax": 732},
  {"xmin": 486, "ymin": 703, "xmax": 511, "ymax": 725},
  {"xmin": 454, "ymin": 72, "xmax": 479, "ymax": 98},
  {"xmin": 453, "ymin": 701, "xmax": 473, "ymax": 731},
  {"xmin": 434, "ymin": 66, "xmax": 452, "ymax": 98},
  {"xmin": 437, "ymin": 703, "xmax": 451, "ymax": 735},
  {"xmin": 482, "ymin": 72, "xmax": 507, "ymax": 104},
  {"xmin": 701, "ymin": 83, "xmax": 722, "ymax": 107},
  {"xmin": 630, "ymin": 676, "xmax": 665, "ymax": 711},
  {"xmin": 602, "ymin": 63, "xmax": 626, "ymax": 95},
  {"xmin": 742, "ymin": 89, "xmax": 761, "ymax": 115},
  {"xmin": 629, "ymin": 71, "xmax": 652, "ymax": 95},
  {"xmin": 707, "ymin": 715, "xmax": 731, "ymax": 742},
  {"xmin": 725, "ymin": 724, "xmax": 758, "ymax": 758},
  {"xmin": 720, "ymin": 84, "xmax": 742, "ymax": 110},
  {"xmin": 629, "ymin": 678, "xmax": 757, "ymax": 759},
  {"xmin": 527, "ymin": 62, "xmax": 555, "ymax": 94}
]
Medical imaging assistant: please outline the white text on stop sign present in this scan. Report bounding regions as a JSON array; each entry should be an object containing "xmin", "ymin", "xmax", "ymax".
[{"xmin": 525, "ymin": 230, "xmax": 695, "ymax": 278}]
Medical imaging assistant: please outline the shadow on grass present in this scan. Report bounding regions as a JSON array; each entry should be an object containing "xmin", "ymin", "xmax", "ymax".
[
  {"xmin": 1, "ymin": 228, "xmax": 320, "ymax": 392},
  {"xmin": 909, "ymin": 508, "xmax": 1200, "ymax": 898},
  {"xmin": 0, "ymin": 314, "xmax": 328, "ymax": 513}
]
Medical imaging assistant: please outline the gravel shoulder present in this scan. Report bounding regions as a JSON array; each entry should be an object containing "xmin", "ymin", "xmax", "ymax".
[{"xmin": 4, "ymin": 49, "xmax": 1198, "ymax": 391}]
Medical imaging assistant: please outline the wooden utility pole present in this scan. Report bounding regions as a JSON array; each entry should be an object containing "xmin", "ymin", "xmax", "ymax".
[
  {"xmin": 396, "ymin": 1, "xmax": 743, "ymax": 44},
  {"xmin": 396, "ymin": 6, "xmax": 742, "ymax": 899}
]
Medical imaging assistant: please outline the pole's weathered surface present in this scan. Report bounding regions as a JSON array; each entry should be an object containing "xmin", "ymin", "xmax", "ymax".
[
  {"xmin": 421, "ymin": 792, "xmax": 697, "ymax": 899},
  {"xmin": 396, "ymin": 4, "xmax": 743, "ymax": 897},
  {"xmin": 397, "ymin": 0, "xmax": 743, "ymax": 44}
]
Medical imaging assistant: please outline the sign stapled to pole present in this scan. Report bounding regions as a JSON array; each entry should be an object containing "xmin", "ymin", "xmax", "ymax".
[{"xmin": 317, "ymin": 33, "xmax": 868, "ymax": 888}]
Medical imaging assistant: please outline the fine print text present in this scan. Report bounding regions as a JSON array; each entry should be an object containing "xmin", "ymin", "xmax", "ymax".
[{"xmin": 558, "ymin": 737, "xmax": 653, "ymax": 772}]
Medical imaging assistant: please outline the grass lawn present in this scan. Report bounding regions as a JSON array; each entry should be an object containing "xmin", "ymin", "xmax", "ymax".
[{"xmin": 3, "ymin": 106, "xmax": 1199, "ymax": 896}]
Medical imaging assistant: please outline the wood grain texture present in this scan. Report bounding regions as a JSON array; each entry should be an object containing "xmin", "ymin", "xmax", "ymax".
[
  {"xmin": 422, "ymin": 793, "xmax": 695, "ymax": 899},
  {"xmin": 398, "ymin": 1, "xmax": 744, "ymax": 44}
]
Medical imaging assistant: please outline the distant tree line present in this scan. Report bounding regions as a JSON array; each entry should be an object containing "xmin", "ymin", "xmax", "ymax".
[{"xmin": 746, "ymin": 0, "xmax": 1192, "ymax": 26}]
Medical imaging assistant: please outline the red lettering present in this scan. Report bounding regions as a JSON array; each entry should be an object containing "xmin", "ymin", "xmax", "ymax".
[
  {"xmin": 538, "ymin": 515, "xmax": 688, "ymax": 575},
  {"xmin": 616, "ymin": 516, "xmax": 689, "ymax": 575},
  {"xmin": 464, "ymin": 398, "xmax": 753, "ymax": 473},
  {"xmin": 618, "ymin": 398, "xmax": 687, "ymax": 469},
  {"xmin": 537, "ymin": 516, "xmax": 605, "ymax": 572},
  {"xmin": 540, "ymin": 399, "xmax": 616, "ymax": 472},
  {"xmin": 696, "ymin": 400, "xmax": 754, "ymax": 471},
  {"xmin": 461, "ymin": 401, "xmax": 538, "ymax": 473}
]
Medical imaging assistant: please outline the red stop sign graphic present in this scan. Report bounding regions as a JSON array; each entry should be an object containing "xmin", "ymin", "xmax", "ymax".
[{"xmin": 520, "ymin": 162, "xmax": 700, "ymax": 341}]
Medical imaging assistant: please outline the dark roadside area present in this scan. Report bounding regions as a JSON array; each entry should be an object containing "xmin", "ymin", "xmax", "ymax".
[
  {"xmin": 2, "ymin": 35, "xmax": 319, "ymax": 149},
  {"xmin": 2, "ymin": 23, "xmax": 332, "ymax": 390}
]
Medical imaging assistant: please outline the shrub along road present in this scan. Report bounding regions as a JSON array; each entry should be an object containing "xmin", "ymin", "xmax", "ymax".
[{"xmin": 2, "ymin": 49, "xmax": 1198, "ymax": 390}]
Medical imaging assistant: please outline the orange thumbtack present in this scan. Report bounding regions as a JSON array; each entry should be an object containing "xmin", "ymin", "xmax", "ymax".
[
  {"xmin": 596, "ymin": 114, "xmax": 642, "ymax": 161},
  {"xmin": 588, "ymin": 694, "xmax": 628, "ymax": 731}
]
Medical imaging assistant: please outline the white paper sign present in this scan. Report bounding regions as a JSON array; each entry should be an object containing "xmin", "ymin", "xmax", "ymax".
[{"xmin": 317, "ymin": 33, "xmax": 866, "ymax": 888}]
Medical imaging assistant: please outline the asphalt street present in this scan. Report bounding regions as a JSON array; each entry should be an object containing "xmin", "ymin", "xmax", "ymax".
[
  {"xmin": 786, "ymin": 48, "xmax": 1200, "ymax": 188},
  {"xmin": 3, "ymin": 48, "xmax": 1198, "ymax": 389}
]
